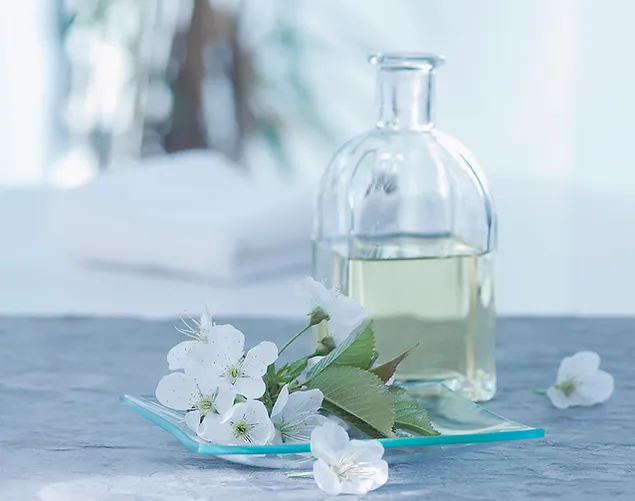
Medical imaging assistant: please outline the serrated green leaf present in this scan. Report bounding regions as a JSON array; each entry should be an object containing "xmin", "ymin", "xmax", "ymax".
[
  {"xmin": 278, "ymin": 357, "xmax": 308, "ymax": 383},
  {"xmin": 307, "ymin": 320, "xmax": 375, "ymax": 379},
  {"xmin": 266, "ymin": 363, "xmax": 277, "ymax": 385},
  {"xmin": 306, "ymin": 365, "xmax": 395, "ymax": 438},
  {"xmin": 370, "ymin": 344, "xmax": 419, "ymax": 383},
  {"xmin": 390, "ymin": 387, "xmax": 439, "ymax": 436}
]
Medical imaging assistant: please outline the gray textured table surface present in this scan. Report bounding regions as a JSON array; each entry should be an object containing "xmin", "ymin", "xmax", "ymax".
[{"xmin": 1, "ymin": 317, "xmax": 633, "ymax": 500}]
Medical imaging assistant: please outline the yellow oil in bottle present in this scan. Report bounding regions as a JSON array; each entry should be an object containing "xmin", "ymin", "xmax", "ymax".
[{"xmin": 312, "ymin": 236, "xmax": 495, "ymax": 402}]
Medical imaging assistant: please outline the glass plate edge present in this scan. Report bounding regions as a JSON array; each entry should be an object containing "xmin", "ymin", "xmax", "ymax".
[{"xmin": 120, "ymin": 394, "xmax": 545, "ymax": 456}]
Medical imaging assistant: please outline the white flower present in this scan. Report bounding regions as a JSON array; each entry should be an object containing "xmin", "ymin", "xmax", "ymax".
[
  {"xmin": 271, "ymin": 384, "xmax": 324, "ymax": 444},
  {"xmin": 202, "ymin": 400, "xmax": 275, "ymax": 445},
  {"xmin": 186, "ymin": 325, "xmax": 278, "ymax": 399},
  {"xmin": 310, "ymin": 421, "xmax": 388, "ymax": 496},
  {"xmin": 167, "ymin": 310, "xmax": 214, "ymax": 370},
  {"xmin": 302, "ymin": 278, "xmax": 368, "ymax": 345},
  {"xmin": 155, "ymin": 371, "xmax": 235, "ymax": 434},
  {"xmin": 547, "ymin": 351, "xmax": 614, "ymax": 409}
]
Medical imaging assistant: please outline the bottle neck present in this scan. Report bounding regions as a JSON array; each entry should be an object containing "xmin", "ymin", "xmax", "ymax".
[{"xmin": 377, "ymin": 68, "xmax": 436, "ymax": 131}]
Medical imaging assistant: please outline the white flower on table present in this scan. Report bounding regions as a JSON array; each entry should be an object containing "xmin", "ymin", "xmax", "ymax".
[
  {"xmin": 201, "ymin": 400, "xmax": 275, "ymax": 445},
  {"xmin": 167, "ymin": 310, "xmax": 214, "ymax": 370},
  {"xmin": 547, "ymin": 351, "xmax": 614, "ymax": 409},
  {"xmin": 302, "ymin": 278, "xmax": 368, "ymax": 345},
  {"xmin": 310, "ymin": 421, "xmax": 388, "ymax": 496},
  {"xmin": 155, "ymin": 370, "xmax": 235, "ymax": 434},
  {"xmin": 271, "ymin": 384, "xmax": 324, "ymax": 444},
  {"xmin": 186, "ymin": 324, "xmax": 278, "ymax": 399}
]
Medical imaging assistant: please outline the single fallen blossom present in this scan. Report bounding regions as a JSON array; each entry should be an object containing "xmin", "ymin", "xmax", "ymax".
[
  {"xmin": 547, "ymin": 351, "xmax": 614, "ymax": 409},
  {"xmin": 186, "ymin": 324, "xmax": 278, "ymax": 399},
  {"xmin": 302, "ymin": 278, "xmax": 368, "ymax": 345},
  {"xmin": 155, "ymin": 371, "xmax": 235, "ymax": 433},
  {"xmin": 310, "ymin": 421, "xmax": 388, "ymax": 496},
  {"xmin": 202, "ymin": 399, "xmax": 275, "ymax": 445},
  {"xmin": 271, "ymin": 384, "xmax": 324, "ymax": 444},
  {"xmin": 167, "ymin": 310, "xmax": 213, "ymax": 370}
]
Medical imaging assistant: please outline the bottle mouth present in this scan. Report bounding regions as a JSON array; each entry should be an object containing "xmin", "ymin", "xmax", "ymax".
[{"xmin": 368, "ymin": 52, "xmax": 445, "ymax": 70}]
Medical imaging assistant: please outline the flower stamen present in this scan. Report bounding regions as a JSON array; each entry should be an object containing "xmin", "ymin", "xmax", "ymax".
[
  {"xmin": 555, "ymin": 379, "xmax": 577, "ymax": 397},
  {"xmin": 175, "ymin": 314, "xmax": 208, "ymax": 342},
  {"xmin": 225, "ymin": 364, "xmax": 242, "ymax": 383}
]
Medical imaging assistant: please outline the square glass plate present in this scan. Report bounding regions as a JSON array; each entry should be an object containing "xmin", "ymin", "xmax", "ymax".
[{"xmin": 121, "ymin": 383, "xmax": 544, "ymax": 469}]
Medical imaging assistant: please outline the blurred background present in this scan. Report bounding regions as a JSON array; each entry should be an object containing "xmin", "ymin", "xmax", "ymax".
[{"xmin": 1, "ymin": 0, "xmax": 633, "ymax": 318}]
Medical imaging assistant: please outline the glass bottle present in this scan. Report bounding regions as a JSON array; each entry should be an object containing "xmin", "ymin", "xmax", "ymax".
[{"xmin": 312, "ymin": 53, "xmax": 497, "ymax": 401}]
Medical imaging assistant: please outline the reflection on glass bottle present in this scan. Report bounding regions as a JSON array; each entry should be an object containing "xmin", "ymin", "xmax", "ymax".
[{"xmin": 312, "ymin": 53, "xmax": 497, "ymax": 402}]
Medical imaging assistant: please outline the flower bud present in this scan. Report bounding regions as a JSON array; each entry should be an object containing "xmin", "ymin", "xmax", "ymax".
[
  {"xmin": 308, "ymin": 306, "xmax": 330, "ymax": 326},
  {"xmin": 315, "ymin": 335, "xmax": 336, "ymax": 356}
]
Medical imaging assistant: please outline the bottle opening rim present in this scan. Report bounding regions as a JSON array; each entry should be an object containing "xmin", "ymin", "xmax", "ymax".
[{"xmin": 368, "ymin": 52, "xmax": 445, "ymax": 69}]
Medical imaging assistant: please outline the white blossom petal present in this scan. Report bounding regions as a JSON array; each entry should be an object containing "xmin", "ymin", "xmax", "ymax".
[
  {"xmin": 272, "ymin": 387, "xmax": 324, "ymax": 443},
  {"xmin": 216, "ymin": 400, "xmax": 274, "ymax": 445},
  {"xmin": 155, "ymin": 372, "xmax": 198, "ymax": 411},
  {"xmin": 281, "ymin": 388, "xmax": 323, "ymax": 422},
  {"xmin": 547, "ymin": 386, "xmax": 572, "ymax": 409},
  {"xmin": 185, "ymin": 364, "xmax": 222, "ymax": 397},
  {"xmin": 167, "ymin": 340, "xmax": 197, "ymax": 371},
  {"xmin": 199, "ymin": 309, "xmax": 213, "ymax": 333},
  {"xmin": 348, "ymin": 439, "xmax": 385, "ymax": 463},
  {"xmin": 271, "ymin": 384, "xmax": 290, "ymax": 419},
  {"xmin": 242, "ymin": 341, "xmax": 279, "ymax": 375},
  {"xmin": 214, "ymin": 386, "xmax": 237, "ymax": 418},
  {"xmin": 197, "ymin": 412, "xmax": 225, "ymax": 442},
  {"xmin": 339, "ymin": 457, "xmax": 389, "ymax": 495},
  {"xmin": 558, "ymin": 351, "xmax": 601, "ymax": 380},
  {"xmin": 207, "ymin": 324, "xmax": 245, "ymax": 363},
  {"xmin": 327, "ymin": 298, "xmax": 369, "ymax": 344},
  {"xmin": 249, "ymin": 419, "xmax": 276, "ymax": 445},
  {"xmin": 185, "ymin": 410, "xmax": 202, "ymax": 433},
  {"xmin": 232, "ymin": 375, "xmax": 266, "ymax": 400},
  {"xmin": 185, "ymin": 343, "xmax": 222, "ymax": 377},
  {"xmin": 576, "ymin": 369, "xmax": 614, "ymax": 404},
  {"xmin": 310, "ymin": 421, "xmax": 350, "ymax": 465},
  {"xmin": 302, "ymin": 277, "xmax": 333, "ymax": 306},
  {"xmin": 313, "ymin": 459, "xmax": 342, "ymax": 496},
  {"xmin": 204, "ymin": 418, "xmax": 235, "ymax": 445},
  {"xmin": 301, "ymin": 277, "xmax": 368, "ymax": 346},
  {"xmin": 186, "ymin": 341, "xmax": 234, "ymax": 388}
]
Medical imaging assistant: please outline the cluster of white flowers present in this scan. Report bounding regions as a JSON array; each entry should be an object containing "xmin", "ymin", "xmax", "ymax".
[
  {"xmin": 155, "ymin": 278, "xmax": 370, "ymax": 450},
  {"xmin": 156, "ymin": 313, "xmax": 325, "ymax": 446},
  {"xmin": 153, "ymin": 279, "xmax": 391, "ymax": 495}
]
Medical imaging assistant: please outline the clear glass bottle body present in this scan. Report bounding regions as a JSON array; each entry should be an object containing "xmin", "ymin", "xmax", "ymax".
[{"xmin": 312, "ymin": 54, "xmax": 497, "ymax": 401}]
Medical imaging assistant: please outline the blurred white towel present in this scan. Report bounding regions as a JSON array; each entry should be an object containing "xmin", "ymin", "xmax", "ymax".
[{"xmin": 50, "ymin": 151, "xmax": 313, "ymax": 283}]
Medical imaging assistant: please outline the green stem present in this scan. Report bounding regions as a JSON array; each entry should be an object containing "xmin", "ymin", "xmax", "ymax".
[
  {"xmin": 287, "ymin": 471, "xmax": 314, "ymax": 479},
  {"xmin": 278, "ymin": 323, "xmax": 312, "ymax": 356}
]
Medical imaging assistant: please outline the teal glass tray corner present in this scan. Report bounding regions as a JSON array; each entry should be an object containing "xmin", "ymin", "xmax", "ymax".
[{"xmin": 121, "ymin": 382, "xmax": 544, "ymax": 469}]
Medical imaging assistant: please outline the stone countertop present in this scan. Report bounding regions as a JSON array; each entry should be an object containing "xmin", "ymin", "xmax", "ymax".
[{"xmin": 1, "ymin": 316, "xmax": 633, "ymax": 500}]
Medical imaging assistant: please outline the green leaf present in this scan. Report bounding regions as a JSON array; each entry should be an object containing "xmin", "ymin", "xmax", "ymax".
[
  {"xmin": 307, "ymin": 320, "xmax": 375, "ymax": 379},
  {"xmin": 262, "ymin": 363, "xmax": 278, "ymax": 413},
  {"xmin": 370, "ymin": 344, "xmax": 419, "ymax": 383},
  {"xmin": 306, "ymin": 365, "xmax": 395, "ymax": 438},
  {"xmin": 390, "ymin": 387, "xmax": 439, "ymax": 436},
  {"xmin": 278, "ymin": 357, "xmax": 308, "ymax": 383}
]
